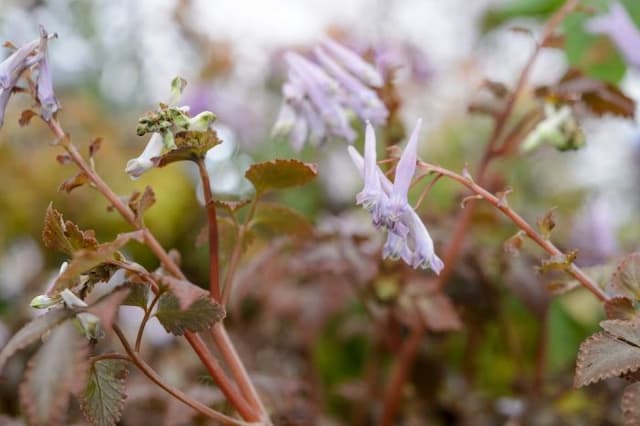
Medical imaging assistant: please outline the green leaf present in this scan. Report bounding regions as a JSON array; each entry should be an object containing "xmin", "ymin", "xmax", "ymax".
[
  {"xmin": 0, "ymin": 308, "xmax": 73, "ymax": 372},
  {"xmin": 609, "ymin": 253, "xmax": 640, "ymax": 301},
  {"xmin": 79, "ymin": 359, "xmax": 129, "ymax": 426},
  {"xmin": 19, "ymin": 321, "xmax": 89, "ymax": 426},
  {"xmin": 622, "ymin": 382, "xmax": 640, "ymax": 426},
  {"xmin": 574, "ymin": 330, "xmax": 640, "ymax": 387},
  {"xmin": 121, "ymin": 283, "xmax": 149, "ymax": 310},
  {"xmin": 251, "ymin": 202, "xmax": 314, "ymax": 238},
  {"xmin": 563, "ymin": 8, "xmax": 627, "ymax": 83},
  {"xmin": 155, "ymin": 293, "xmax": 225, "ymax": 336},
  {"xmin": 245, "ymin": 159, "xmax": 317, "ymax": 194},
  {"xmin": 50, "ymin": 231, "xmax": 144, "ymax": 296},
  {"xmin": 42, "ymin": 204, "xmax": 98, "ymax": 256}
]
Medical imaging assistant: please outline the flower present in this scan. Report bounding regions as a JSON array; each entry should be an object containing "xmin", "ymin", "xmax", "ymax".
[
  {"xmin": 348, "ymin": 121, "xmax": 443, "ymax": 273},
  {"xmin": 274, "ymin": 38, "xmax": 388, "ymax": 150},
  {"xmin": 125, "ymin": 132, "xmax": 164, "ymax": 179},
  {"xmin": 521, "ymin": 103, "xmax": 584, "ymax": 152},
  {"xmin": 585, "ymin": 2, "xmax": 640, "ymax": 68},
  {"xmin": 35, "ymin": 26, "xmax": 60, "ymax": 121}
]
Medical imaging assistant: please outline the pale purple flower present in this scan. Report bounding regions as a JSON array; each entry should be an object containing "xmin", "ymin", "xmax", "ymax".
[
  {"xmin": 348, "ymin": 121, "xmax": 443, "ymax": 273},
  {"xmin": 274, "ymin": 38, "xmax": 388, "ymax": 150},
  {"xmin": 125, "ymin": 132, "xmax": 164, "ymax": 179},
  {"xmin": 35, "ymin": 26, "xmax": 60, "ymax": 121},
  {"xmin": 0, "ymin": 38, "xmax": 39, "ymax": 126},
  {"xmin": 586, "ymin": 2, "xmax": 640, "ymax": 68}
]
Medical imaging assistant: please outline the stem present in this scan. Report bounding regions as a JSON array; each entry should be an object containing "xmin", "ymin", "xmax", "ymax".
[
  {"xmin": 134, "ymin": 290, "xmax": 162, "ymax": 352},
  {"xmin": 196, "ymin": 158, "xmax": 221, "ymax": 302},
  {"xmin": 211, "ymin": 323, "xmax": 267, "ymax": 416},
  {"xmin": 422, "ymin": 162, "xmax": 609, "ymax": 302},
  {"xmin": 44, "ymin": 117, "xmax": 263, "ymax": 423},
  {"xmin": 111, "ymin": 324, "xmax": 247, "ymax": 426}
]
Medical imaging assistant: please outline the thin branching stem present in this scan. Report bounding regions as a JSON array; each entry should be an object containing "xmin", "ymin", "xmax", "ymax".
[
  {"xmin": 111, "ymin": 324, "xmax": 247, "ymax": 426},
  {"xmin": 134, "ymin": 291, "xmax": 162, "ymax": 352},
  {"xmin": 196, "ymin": 157, "xmax": 221, "ymax": 302}
]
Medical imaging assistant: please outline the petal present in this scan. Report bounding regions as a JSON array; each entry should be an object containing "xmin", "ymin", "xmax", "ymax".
[
  {"xmin": 321, "ymin": 37, "xmax": 384, "ymax": 88},
  {"xmin": 392, "ymin": 118, "xmax": 422, "ymax": 203},
  {"xmin": 585, "ymin": 3, "xmax": 640, "ymax": 68},
  {"xmin": 35, "ymin": 26, "xmax": 60, "ymax": 121},
  {"xmin": 407, "ymin": 209, "xmax": 443, "ymax": 274},
  {"xmin": 347, "ymin": 144, "xmax": 393, "ymax": 193},
  {"xmin": 125, "ymin": 132, "xmax": 164, "ymax": 179}
]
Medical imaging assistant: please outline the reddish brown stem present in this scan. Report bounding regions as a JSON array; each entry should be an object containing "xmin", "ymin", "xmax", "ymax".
[{"xmin": 196, "ymin": 158, "xmax": 221, "ymax": 301}]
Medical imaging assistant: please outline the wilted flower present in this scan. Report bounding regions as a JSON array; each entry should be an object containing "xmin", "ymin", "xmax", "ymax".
[
  {"xmin": 35, "ymin": 26, "xmax": 60, "ymax": 121},
  {"xmin": 585, "ymin": 2, "xmax": 640, "ymax": 68},
  {"xmin": 348, "ymin": 121, "xmax": 444, "ymax": 273},
  {"xmin": 274, "ymin": 38, "xmax": 388, "ymax": 150},
  {"xmin": 0, "ymin": 26, "xmax": 58, "ymax": 127}
]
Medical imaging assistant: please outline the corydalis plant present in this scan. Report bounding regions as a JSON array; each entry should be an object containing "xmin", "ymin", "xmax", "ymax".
[
  {"xmin": 273, "ymin": 37, "xmax": 388, "ymax": 150},
  {"xmin": 0, "ymin": 25, "xmax": 59, "ymax": 126},
  {"xmin": 348, "ymin": 121, "xmax": 444, "ymax": 273}
]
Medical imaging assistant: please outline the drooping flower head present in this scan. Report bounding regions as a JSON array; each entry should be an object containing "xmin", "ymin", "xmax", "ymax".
[
  {"xmin": 348, "ymin": 121, "xmax": 443, "ymax": 274},
  {"xmin": 0, "ymin": 26, "xmax": 58, "ymax": 127},
  {"xmin": 585, "ymin": 2, "xmax": 640, "ymax": 68},
  {"xmin": 273, "ymin": 38, "xmax": 388, "ymax": 150}
]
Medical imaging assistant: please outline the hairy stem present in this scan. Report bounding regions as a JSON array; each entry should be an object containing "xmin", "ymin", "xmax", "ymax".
[{"xmin": 112, "ymin": 324, "xmax": 247, "ymax": 426}]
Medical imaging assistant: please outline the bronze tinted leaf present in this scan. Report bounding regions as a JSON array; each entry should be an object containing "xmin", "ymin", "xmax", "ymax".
[
  {"xmin": 251, "ymin": 202, "xmax": 313, "ymax": 238},
  {"xmin": 79, "ymin": 359, "xmax": 129, "ymax": 426},
  {"xmin": 155, "ymin": 293, "xmax": 225, "ymax": 336},
  {"xmin": 245, "ymin": 159, "xmax": 317, "ymax": 194},
  {"xmin": 19, "ymin": 321, "xmax": 89, "ymax": 426},
  {"xmin": 622, "ymin": 382, "xmax": 640, "ymax": 426},
  {"xmin": 610, "ymin": 253, "xmax": 640, "ymax": 301},
  {"xmin": 575, "ymin": 331, "xmax": 640, "ymax": 388}
]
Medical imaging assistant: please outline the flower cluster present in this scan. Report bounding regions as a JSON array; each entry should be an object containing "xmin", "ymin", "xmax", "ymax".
[
  {"xmin": 348, "ymin": 120, "xmax": 443, "ymax": 273},
  {"xmin": 273, "ymin": 38, "xmax": 388, "ymax": 151},
  {"xmin": 0, "ymin": 26, "xmax": 59, "ymax": 127},
  {"xmin": 585, "ymin": 2, "xmax": 640, "ymax": 69}
]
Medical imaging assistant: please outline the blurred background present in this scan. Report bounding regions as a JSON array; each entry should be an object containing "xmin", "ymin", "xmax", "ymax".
[{"xmin": 2, "ymin": 0, "xmax": 640, "ymax": 424}]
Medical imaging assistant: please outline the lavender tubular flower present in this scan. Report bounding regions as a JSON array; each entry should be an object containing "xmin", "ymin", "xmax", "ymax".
[
  {"xmin": 585, "ymin": 2, "xmax": 640, "ymax": 68},
  {"xmin": 321, "ymin": 37, "xmax": 384, "ymax": 88},
  {"xmin": 274, "ymin": 39, "xmax": 388, "ymax": 149},
  {"xmin": 0, "ymin": 39, "xmax": 39, "ymax": 89},
  {"xmin": 35, "ymin": 27, "xmax": 60, "ymax": 121},
  {"xmin": 348, "ymin": 120, "xmax": 443, "ymax": 273}
]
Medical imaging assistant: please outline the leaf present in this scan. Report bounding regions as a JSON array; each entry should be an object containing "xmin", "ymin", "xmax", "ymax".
[
  {"xmin": 536, "ymin": 208, "xmax": 556, "ymax": 239},
  {"xmin": 574, "ymin": 331, "xmax": 640, "ymax": 388},
  {"xmin": 152, "ymin": 129, "xmax": 219, "ymax": 165},
  {"xmin": 213, "ymin": 198, "xmax": 251, "ymax": 213},
  {"xmin": 19, "ymin": 109, "xmax": 37, "ymax": 127},
  {"xmin": 128, "ymin": 186, "xmax": 155, "ymax": 226},
  {"xmin": 59, "ymin": 171, "xmax": 90, "ymax": 194},
  {"xmin": 155, "ymin": 293, "xmax": 225, "ymax": 336},
  {"xmin": 538, "ymin": 250, "xmax": 578, "ymax": 273},
  {"xmin": 19, "ymin": 321, "xmax": 89, "ymax": 426},
  {"xmin": 50, "ymin": 231, "xmax": 144, "ymax": 296},
  {"xmin": 0, "ymin": 308, "xmax": 73, "ymax": 372},
  {"xmin": 245, "ymin": 159, "xmax": 317, "ymax": 194},
  {"xmin": 504, "ymin": 231, "xmax": 525, "ymax": 257},
  {"xmin": 158, "ymin": 276, "xmax": 209, "ymax": 310},
  {"xmin": 79, "ymin": 359, "xmax": 129, "ymax": 426},
  {"xmin": 610, "ymin": 253, "xmax": 640, "ymax": 301},
  {"xmin": 536, "ymin": 69, "xmax": 635, "ymax": 118},
  {"xmin": 42, "ymin": 204, "xmax": 98, "ymax": 256},
  {"xmin": 251, "ymin": 202, "xmax": 314, "ymax": 238},
  {"xmin": 89, "ymin": 137, "xmax": 102, "ymax": 158},
  {"xmin": 600, "ymin": 320, "xmax": 640, "ymax": 347},
  {"xmin": 122, "ymin": 283, "xmax": 149, "ymax": 310},
  {"xmin": 605, "ymin": 297, "xmax": 637, "ymax": 321},
  {"xmin": 622, "ymin": 382, "xmax": 640, "ymax": 426}
]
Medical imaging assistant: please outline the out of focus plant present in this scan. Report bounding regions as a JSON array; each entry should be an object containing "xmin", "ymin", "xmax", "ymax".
[{"xmin": 4, "ymin": 1, "xmax": 640, "ymax": 425}]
